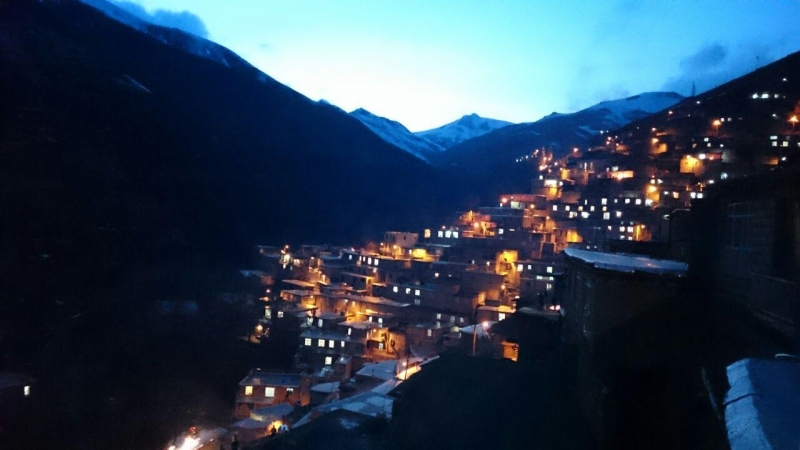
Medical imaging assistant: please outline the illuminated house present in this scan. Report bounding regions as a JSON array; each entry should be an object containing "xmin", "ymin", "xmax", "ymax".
[{"xmin": 234, "ymin": 371, "xmax": 310, "ymax": 419}]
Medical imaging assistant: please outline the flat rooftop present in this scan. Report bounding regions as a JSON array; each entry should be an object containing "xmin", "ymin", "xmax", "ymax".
[{"xmin": 564, "ymin": 248, "xmax": 688, "ymax": 276}]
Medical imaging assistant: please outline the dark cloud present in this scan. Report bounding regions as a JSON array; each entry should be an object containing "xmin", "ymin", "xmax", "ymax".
[
  {"xmin": 661, "ymin": 41, "xmax": 787, "ymax": 96},
  {"xmin": 114, "ymin": 1, "xmax": 209, "ymax": 38},
  {"xmin": 679, "ymin": 43, "xmax": 727, "ymax": 72}
]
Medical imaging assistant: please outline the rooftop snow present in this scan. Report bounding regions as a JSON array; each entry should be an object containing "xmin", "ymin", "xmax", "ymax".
[
  {"xmin": 564, "ymin": 248, "xmax": 688, "ymax": 276},
  {"xmin": 724, "ymin": 358, "xmax": 800, "ymax": 450}
]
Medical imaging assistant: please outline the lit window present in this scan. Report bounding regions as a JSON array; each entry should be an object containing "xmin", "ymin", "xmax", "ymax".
[
  {"xmin": 367, "ymin": 257, "xmax": 372, "ymax": 264},
  {"xmin": 329, "ymin": 340, "xmax": 335, "ymax": 348},
  {"xmin": 565, "ymin": 206, "xmax": 570, "ymax": 211},
  {"xmin": 517, "ymin": 264, "xmax": 523, "ymax": 271},
  {"xmin": 375, "ymin": 259, "xmax": 379, "ymax": 266},
  {"xmin": 287, "ymin": 388, "xmax": 294, "ymax": 394},
  {"xmin": 347, "ymin": 327, "xmax": 352, "ymax": 336},
  {"xmin": 498, "ymin": 229, "xmax": 504, "ymax": 235},
  {"xmin": 368, "ymin": 316, "xmax": 372, "ymax": 322},
  {"xmin": 341, "ymin": 341, "xmax": 345, "ymax": 348},
  {"xmin": 436, "ymin": 313, "xmax": 442, "ymax": 320},
  {"xmin": 498, "ymin": 313, "xmax": 506, "ymax": 321},
  {"xmin": 437, "ymin": 231, "xmax": 443, "ymax": 238},
  {"xmin": 546, "ymin": 283, "xmax": 552, "ymax": 290},
  {"xmin": 318, "ymin": 339, "xmax": 325, "ymax": 347},
  {"xmin": 590, "ymin": 206, "xmax": 595, "ymax": 212},
  {"xmin": 528, "ymin": 265, "xmax": 532, "ymax": 270},
  {"xmin": 601, "ymin": 198, "xmax": 607, "ymax": 205},
  {"xmin": 453, "ymin": 231, "xmax": 459, "ymax": 239},
  {"xmin": 546, "ymin": 266, "xmax": 553, "ymax": 274},
  {"xmin": 348, "ymin": 254, "xmax": 353, "ymax": 260},
  {"xmin": 318, "ymin": 319, "xmax": 323, "ymax": 327},
  {"xmin": 627, "ymin": 227, "xmax": 633, "ymax": 232},
  {"xmin": 603, "ymin": 212, "xmax": 610, "ymax": 220},
  {"xmin": 635, "ymin": 199, "xmax": 642, "ymax": 205},
  {"xmin": 378, "ymin": 317, "xmax": 383, "ymax": 324},
  {"xmin": 615, "ymin": 211, "xmax": 622, "ymax": 218},
  {"xmin": 277, "ymin": 311, "xmax": 284, "ymax": 318},
  {"xmin": 378, "ymin": 342, "xmax": 385, "ymax": 350},
  {"xmin": 405, "ymin": 288, "xmax": 411, "ymax": 294},
  {"xmin": 697, "ymin": 193, "xmax": 704, "ymax": 199},
  {"xmin": 619, "ymin": 226, "xmax": 626, "ymax": 232},
  {"xmin": 415, "ymin": 289, "xmax": 421, "ymax": 296},
  {"xmin": 304, "ymin": 338, "xmax": 312, "ymax": 346},
  {"xmin": 427, "ymin": 329, "xmax": 432, "ymax": 337},
  {"xmin": 393, "ymin": 286, "xmax": 398, "ymax": 293},
  {"xmin": 325, "ymin": 356, "xmax": 333, "ymax": 365},
  {"xmin": 445, "ymin": 230, "xmax": 452, "ymax": 238},
  {"xmin": 625, "ymin": 198, "xmax": 630, "ymax": 204},
  {"xmin": 460, "ymin": 317, "xmax": 465, "ymax": 324},
  {"xmin": 553, "ymin": 205, "xmax": 558, "ymax": 211},
  {"xmin": 245, "ymin": 386, "xmax": 253, "ymax": 396},
  {"xmin": 265, "ymin": 387, "xmax": 275, "ymax": 397},
  {"xmin": 23, "ymin": 385, "xmax": 30, "ymax": 397}
]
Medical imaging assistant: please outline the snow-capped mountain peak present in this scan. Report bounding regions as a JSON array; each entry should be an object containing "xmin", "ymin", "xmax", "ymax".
[
  {"xmin": 415, "ymin": 114, "xmax": 513, "ymax": 149},
  {"xmin": 583, "ymin": 92, "xmax": 684, "ymax": 122},
  {"xmin": 350, "ymin": 108, "xmax": 445, "ymax": 165}
]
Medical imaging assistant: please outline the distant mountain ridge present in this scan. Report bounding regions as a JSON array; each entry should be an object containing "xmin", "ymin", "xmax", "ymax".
[
  {"xmin": 430, "ymin": 91, "xmax": 684, "ymax": 204},
  {"xmin": 349, "ymin": 108, "xmax": 445, "ymax": 164},
  {"xmin": 416, "ymin": 113, "xmax": 513, "ymax": 149}
]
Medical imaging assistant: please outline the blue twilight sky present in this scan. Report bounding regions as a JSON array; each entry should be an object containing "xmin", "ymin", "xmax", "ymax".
[{"xmin": 113, "ymin": 0, "xmax": 800, "ymax": 131}]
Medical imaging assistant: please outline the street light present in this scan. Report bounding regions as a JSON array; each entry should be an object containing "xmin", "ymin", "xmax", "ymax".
[
  {"xmin": 472, "ymin": 321, "xmax": 490, "ymax": 357},
  {"xmin": 790, "ymin": 115, "xmax": 798, "ymax": 130},
  {"xmin": 712, "ymin": 119, "xmax": 722, "ymax": 136}
]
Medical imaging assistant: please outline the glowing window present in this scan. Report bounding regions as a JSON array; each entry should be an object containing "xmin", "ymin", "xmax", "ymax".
[
  {"xmin": 635, "ymin": 199, "xmax": 642, "ymax": 205},
  {"xmin": 277, "ymin": 311, "xmax": 284, "ymax": 318},
  {"xmin": 427, "ymin": 329, "xmax": 432, "ymax": 337},
  {"xmin": 405, "ymin": 288, "xmax": 411, "ymax": 294},
  {"xmin": 378, "ymin": 317, "xmax": 383, "ymax": 324},
  {"xmin": 546, "ymin": 266, "xmax": 553, "ymax": 274},
  {"xmin": 601, "ymin": 198, "xmax": 607, "ymax": 205},
  {"xmin": 517, "ymin": 264, "xmax": 523, "ymax": 271},
  {"xmin": 437, "ymin": 231, "xmax": 443, "ymax": 238},
  {"xmin": 498, "ymin": 313, "xmax": 506, "ymax": 321},
  {"xmin": 415, "ymin": 289, "xmax": 421, "ymax": 296},
  {"xmin": 317, "ymin": 318, "xmax": 323, "ymax": 327},
  {"xmin": 553, "ymin": 205, "xmax": 558, "ymax": 211},
  {"xmin": 325, "ymin": 357, "xmax": 333, "ymax": 365},
  {"xmin": 245, "ymin": 386, "xmax": 253, "ymax": 396},
  {"xmin": 603, "ymin": 212, "xmax": 610, "ymax": 220},
  {"xmin": 304, "ymin": 338, "xmax": 312, "ymax": 346},
  {"xmin": 265, "ymin": 387, "xmax": 275, "ymax": 397},
  {"xmin": 328, "ymin": 340, "xmax": 335, "ymax": 348},
  {"xmin": 24, "ymin": 385, "xmax": 30, "ymax": 397},
  {"xmin": 341, "ymin": 341, "xmax": 345, "ymax": 348},
  {"xmin": 318, "ymin": 339, "xmax": 325, "ymax": 347},
  {"xmin": 436, "ymin": 313, "xmax": 442, "ymax": 320},
  {"xmin": 445, "ymin": 230, "xmax": 452, "ymax": 238}
]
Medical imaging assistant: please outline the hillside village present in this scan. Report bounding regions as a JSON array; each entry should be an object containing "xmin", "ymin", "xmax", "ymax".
[{"xmin": 212, "ymin": 52, "xmax": 800, "ymax": 449}]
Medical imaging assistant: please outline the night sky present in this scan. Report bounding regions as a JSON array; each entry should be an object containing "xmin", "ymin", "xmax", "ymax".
[{"xmin": 111, "ymin": 0, "xmax": 800, "ymax": 130}]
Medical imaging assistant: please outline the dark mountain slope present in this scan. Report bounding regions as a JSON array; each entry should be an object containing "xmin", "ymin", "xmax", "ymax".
[
  {"xmin": 0, "ymin": 3, "xmax": 444, "ymax": 447},
  {"xmin": 0, "ymin": 0, "xmax": 441, "ymax": 304}
]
